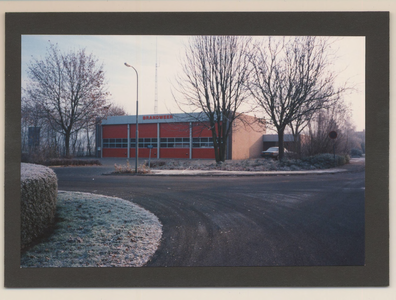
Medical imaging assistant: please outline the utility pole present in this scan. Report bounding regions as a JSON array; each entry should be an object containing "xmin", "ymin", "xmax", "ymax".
[{"xmin": 154, "ymin": 37, "xmax": 159, "ymax": 114}]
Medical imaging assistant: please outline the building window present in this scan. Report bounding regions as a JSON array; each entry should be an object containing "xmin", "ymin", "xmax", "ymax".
[
  {"xmin": 103, "ymin": 137, "xmax": 213, "ymax": 149},
  {"xmin": 130, "ymin": 138, "xmax": 157, "ymax": 148},
  {"xmin": 103, "ymin": 138, "xmax": 128, "ymax": 148},
  {"xmin": 159, "ymin": 137, "xmax": 190, "ymax": 148},
  {"xmin": 192, "ymin": 137, "xmax": 214, "ymax": 148}
]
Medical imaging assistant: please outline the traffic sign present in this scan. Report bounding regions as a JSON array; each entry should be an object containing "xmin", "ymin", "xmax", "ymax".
[{"xmin": 329, "ymin": 131, "xmax": 337, "ymax": 139}]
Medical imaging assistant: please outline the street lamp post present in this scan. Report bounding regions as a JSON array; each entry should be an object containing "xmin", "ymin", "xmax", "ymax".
[{"xmin": 124, "ymin": 63, "xmax": 139, "ymax": 173}]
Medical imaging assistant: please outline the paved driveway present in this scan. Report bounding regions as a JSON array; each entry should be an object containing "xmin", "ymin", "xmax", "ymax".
[{"xmin": 52, "ymin": 159, "xmax": 365, "ymax": 267}]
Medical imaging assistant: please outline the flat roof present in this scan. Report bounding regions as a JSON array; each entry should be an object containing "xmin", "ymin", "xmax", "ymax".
[{"xmin": 101, "ymin": 112, "xmax": 210, "ymax": 125}]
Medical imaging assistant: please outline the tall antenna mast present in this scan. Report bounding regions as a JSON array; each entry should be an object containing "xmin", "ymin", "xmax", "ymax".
[{"xmin": 154, "ymin": 37, "xmax": 159, "ymax": 114}]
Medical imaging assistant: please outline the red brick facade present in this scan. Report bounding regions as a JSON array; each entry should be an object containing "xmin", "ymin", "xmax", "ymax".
[{"xmin": 99, "ymin": 113, "xmax": 265, "ymax": 160}]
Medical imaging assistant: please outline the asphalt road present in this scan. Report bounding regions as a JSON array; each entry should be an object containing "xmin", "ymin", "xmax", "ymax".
[{"xmin": 52, "ymin": 161, "xmax": 365, "ymax": 267}]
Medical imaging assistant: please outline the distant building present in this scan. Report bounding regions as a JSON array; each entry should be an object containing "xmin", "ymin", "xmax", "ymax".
[{"xmin": 96, "ymin": 112, "xmax": 265, "ymax": 160}]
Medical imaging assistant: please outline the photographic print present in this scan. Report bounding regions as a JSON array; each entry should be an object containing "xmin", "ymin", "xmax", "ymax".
[{"xmin": 5, "ymin": 12, "xmax": 389, "ymax": 287}]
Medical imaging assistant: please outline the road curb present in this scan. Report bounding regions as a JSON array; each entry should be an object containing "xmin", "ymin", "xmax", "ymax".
[
  {"xmin": 148, "ymin": 169, "xmax": 348, "ymax": 176},
  {"xmin": 103, "ymin": 168, "xmax": 349, "ymax": 177}
]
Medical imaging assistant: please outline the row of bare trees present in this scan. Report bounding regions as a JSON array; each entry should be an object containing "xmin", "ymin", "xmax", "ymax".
[
  {"xmin": 23, "ymin": 37, "xmax": 362, "ymax": 163},
  {"xmin": 174, "ymin": 36, "xmax": 360, "ymax": 162},
  {"xmin": 22, "ymin": 42, "xmax": 125, "ymax": 160}
]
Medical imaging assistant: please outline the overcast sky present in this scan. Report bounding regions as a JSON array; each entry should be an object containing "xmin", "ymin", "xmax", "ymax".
[{"xmin": 21, "ymin": 35, "xmax": 365, "ymax": 131}]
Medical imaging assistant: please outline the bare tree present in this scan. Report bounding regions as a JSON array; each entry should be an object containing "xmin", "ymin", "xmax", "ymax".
[
  {"xmin": 173, "ymin": 36, "xmax": 252, "ymax": 163},
  {"xmin": 248, "ymin": 36, "xmax": 347, "ymax": 160},
  {"xmin": 304, "ymin": 101, "xmax": 361, "ymax": 156},
  {"xmin": 21, "ymin": 95, "xmax": 61, "ymax": 158},
  {"xmin": 287, "ymin": 94, "xmax": 343, "ymax": 157},
  {"xmin": 24, "ymin": 42, "xmax": 110, "ymax": 157},
  {"xmin": 84, "ymin": 104, "xmax": 126, "ymax": 156},
  {"xmin": 103, "ymin": 104, "xmax": 127, "ymax": 118}
]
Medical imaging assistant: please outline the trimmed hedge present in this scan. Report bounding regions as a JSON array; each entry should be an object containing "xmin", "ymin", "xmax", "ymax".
[
  {"xmin": 21, "ymin": 163, "xmax": 58, "ymax": 250},
  {"xmin": 44, "ymin": 158, "xmax": 102, "ymax": 166}
]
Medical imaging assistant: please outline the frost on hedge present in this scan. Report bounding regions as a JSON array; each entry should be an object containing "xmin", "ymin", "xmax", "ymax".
[{"xmin": 21, "ymin": 163, "xmax": 58, "ymax": 250}]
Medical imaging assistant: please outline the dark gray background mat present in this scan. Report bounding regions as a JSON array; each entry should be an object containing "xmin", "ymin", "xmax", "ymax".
[{"xmin": 4, "ymin": 11, "xmax": 389, "ymax": 288}]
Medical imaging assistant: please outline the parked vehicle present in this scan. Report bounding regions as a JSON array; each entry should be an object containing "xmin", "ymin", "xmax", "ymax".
[{"xmin": 261, "ymin": 146, "xmax": 289, "ymax": 160}]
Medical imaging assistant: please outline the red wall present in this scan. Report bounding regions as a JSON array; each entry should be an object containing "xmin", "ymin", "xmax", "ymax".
[
  {"xmin": 160, "ymin": 123, "xmax": 190, "ymax": 138},
  {"xmin": 160, "ymin": 148, "xmax": 190, "ymax": 158},
  {"xmin": 103, "ymin": 148, "xmax": 128, "ymax": 157},
  {"xmin": 192, "ymin": 148, "xmax": 215, "ymax": 159},
  {"xmin": 130, "ymin": 124, "xmax": 157, "ymax": 138},
  {"xmin": 192, "ymin": 122, "xmax": 213, "ymax": 138},
  {"xmin": 129, "ymin": 148, "xmax": 158, "ymax": 158},
  {"xmin": 103, "ymin": 125, "xmax": 127, "ymax": 138},
  {"xmin": 159, "ymin": 122, "xmax": 215, "ymax": 138}
]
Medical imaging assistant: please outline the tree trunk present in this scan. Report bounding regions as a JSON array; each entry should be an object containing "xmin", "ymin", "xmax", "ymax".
[
  {"xmin": 219, "ymin": 137, "xmax": 227, "ymax": 163},
  {"xmin": 293, "ymin": 133, "xmax": 301, "ymax": 158},
  {"xmin": 212, "ymin": 131, "xmax": 220, "ymax": 163},
  {"xmin": 278, "ymin": 129, "xmax": 285, "ymax": 161},
  {"xmin": 86, "ymin": 125, "xmax": 92, "ymax": 156},
  {"xmin": 64, "ymin": 131, "xmax": 71, "ymax": 158}
]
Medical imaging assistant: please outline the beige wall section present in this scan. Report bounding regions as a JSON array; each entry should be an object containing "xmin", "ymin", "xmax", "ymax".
[{"xmin": 231, "ymin": 114, "xmax": 266, "ymax": 160}]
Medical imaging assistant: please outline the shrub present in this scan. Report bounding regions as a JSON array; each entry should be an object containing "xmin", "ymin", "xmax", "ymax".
[
  {"xmin": 144, "ymin": 160, "xmax": 167, "ymax": 168},
  {"xmin": 21, "ymin": 163, "xmax": 58, "ymax": 250},
  {"xmin": 301, "ymin": 153, "xmax": 348, "ymax": 169},
  {"xmin": 21, "ymin": 153, "xmax": 101, "ymax": 167},
  {"xmin": 350, "ymin": 148, "xmax": 363, "ymax": 157},
  {"xmin": 113, "ymin": 161, "xmax": 151, "ymax": 174},
  {"xmin": 44, "ymin": 158, "xmax": 102, "ymax": 166}
]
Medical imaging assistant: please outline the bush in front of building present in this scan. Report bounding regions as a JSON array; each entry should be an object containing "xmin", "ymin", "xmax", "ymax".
[
  {"xmin": 145, "ymin": 160, "xmax": 167, "ymax": 168},
  {"xmin": 22, "ymin": 153, "xmax": 102, "ymax": 167},
  {"xmin": 133, "ymin": 154, "xmax": 350, "ymax": 172},
  {"xmin": 211, "ymin": 154, "xmax": 349, "ymax": 171},
  {"xmin": 113, "ymin": 161, "xmax": 151, "ymax": 174},
  {"xmin": 21, "ymin": 163, "xmax": 58, "ymax": 250},
  {"xmin": 44, "ymin": 158, "xmax": 102, "ymax": 166},
  {"xmin": 298, "ymin": 153, "xmax": 349, "ymax": 169}
]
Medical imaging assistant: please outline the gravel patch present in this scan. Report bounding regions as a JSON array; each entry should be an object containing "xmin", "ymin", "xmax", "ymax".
[{"xmin": 20, "ymin": 191, "xmax": 162, "ymax": 268}]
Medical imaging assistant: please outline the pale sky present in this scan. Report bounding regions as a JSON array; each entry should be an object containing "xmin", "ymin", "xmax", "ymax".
[{"xmin": 21, "ymin": 35, "xmax": 365, "ymax": 131}]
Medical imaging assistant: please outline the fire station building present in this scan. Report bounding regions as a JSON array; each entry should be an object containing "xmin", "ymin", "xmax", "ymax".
[{"xmin": 96, "ymin": 112, "xmax": 265, "ymax": 160}]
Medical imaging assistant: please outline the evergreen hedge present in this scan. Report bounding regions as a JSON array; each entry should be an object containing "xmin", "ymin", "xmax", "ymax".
[{"xmin": 21, "ymin": 163, "xmax": 58, "ymax": 250}]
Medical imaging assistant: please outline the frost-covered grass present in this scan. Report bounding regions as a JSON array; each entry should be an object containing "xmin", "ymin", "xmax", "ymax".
[
  {"xmin": 145, "ymin": 153, "xmax": 349, "ymax": 172},
  {"xmin": 21, "ymin": 191, "xmax": 162, "ymax": 268},
  {"xmin": 21, "ymin": 163, "xmax": 58, "ymax": 249}
]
